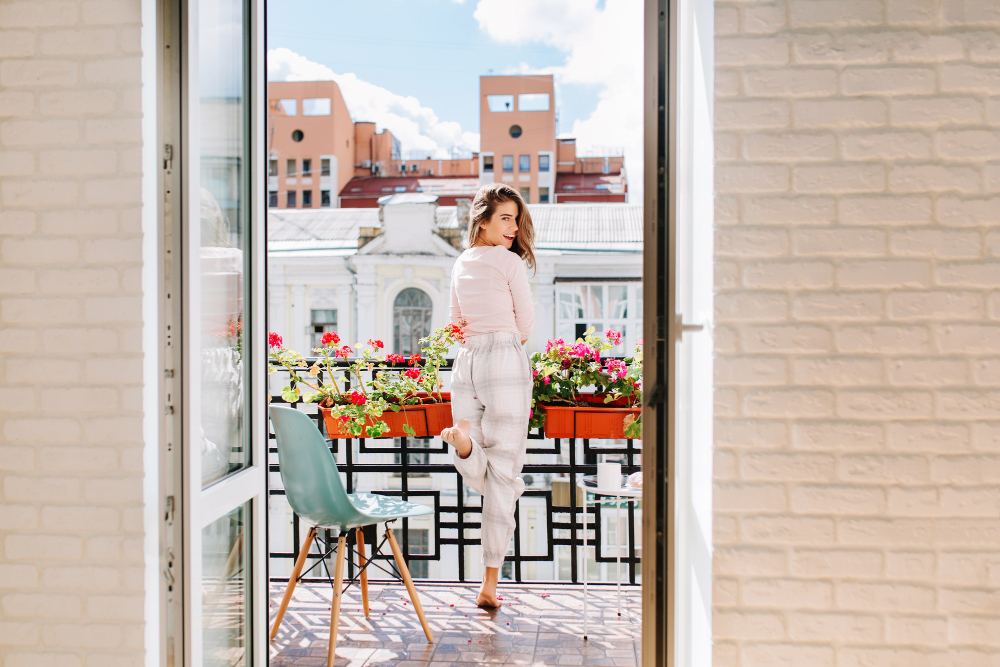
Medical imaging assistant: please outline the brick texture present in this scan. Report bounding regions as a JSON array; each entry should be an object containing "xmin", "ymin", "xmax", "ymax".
[
  {"xmin": 715, "ymin": 1, "xmax": 1000, "ymax": 663},
  {"xmin": 0, "ymin": 0, "xmax": 144, "ymax": 664}
]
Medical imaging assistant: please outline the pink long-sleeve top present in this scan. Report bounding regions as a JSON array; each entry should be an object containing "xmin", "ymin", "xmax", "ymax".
[{"xmin": 449, "ymin": 245, "xmax": 535, "ymax": 342}]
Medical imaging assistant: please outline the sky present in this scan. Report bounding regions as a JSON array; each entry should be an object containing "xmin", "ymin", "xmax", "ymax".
[{"xmin": 267, "ymin": 0, "xmax": 643, "ymax": 200}]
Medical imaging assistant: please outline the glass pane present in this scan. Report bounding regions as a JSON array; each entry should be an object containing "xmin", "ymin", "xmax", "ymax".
[
  {"xmin": 200, "ymin": 0, "xmax": 248, "ymax": 487},
  {"xmin": 558, "ymin": 286, "xmax": 585, "ymax": 320},
  {"xmin": 202, "ymin": 503, "xmax": 249, "ymax": 666},
  {"xmin": 487, "ymin": 94, "xmax": 514, "ymax": 112},
  {"xmin": 609, "ymin": 285, "xmax": 628, "ymax": 319},
  {"xmin": 518, "ymin": 93, "xmax": 550, "ymax": 111},
  {"xmin": 587, "ymin": 285, "xmax": 604, "ymax": 319},
  {"xmin": 302, "ymin": 98, "xmax": 331, "ymax": 116}
]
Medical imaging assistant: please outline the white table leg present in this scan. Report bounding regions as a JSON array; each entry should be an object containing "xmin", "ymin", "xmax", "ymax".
[
  {"xmin": 616, "ymin": 494, "xmax": 622, "ymax": 617},
  {"xmin": 582, "ymin": 493, "xmax": 588, "ymax": 639}
]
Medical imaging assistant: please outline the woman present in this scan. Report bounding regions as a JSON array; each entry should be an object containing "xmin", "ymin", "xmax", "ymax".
[{"xmin": 441, "ymin": 183, "xmax": 535, "ymax": 608}]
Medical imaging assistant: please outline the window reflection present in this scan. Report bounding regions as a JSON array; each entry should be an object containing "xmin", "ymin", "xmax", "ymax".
[
  {"xmin": 200, "ymin": 0, "xmax": 248, "ymax": 487},
  {"xmin": 202, "ymin": 503, "xmax": 249, "ymax": 666}
]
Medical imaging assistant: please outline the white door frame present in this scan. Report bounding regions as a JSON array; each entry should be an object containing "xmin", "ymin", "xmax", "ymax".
[
  {"xmin": 159, "ymin": 0, "xmax": 269, "ymax": 663},
  {"xmin": 642, "ymin": 0, "xmax": 714, "ymax": 665}
]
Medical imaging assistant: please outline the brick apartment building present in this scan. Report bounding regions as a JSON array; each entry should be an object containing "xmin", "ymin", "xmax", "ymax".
[{"xmin": 267, "ymin": 75, "xmax": 628, "ymax": 209}]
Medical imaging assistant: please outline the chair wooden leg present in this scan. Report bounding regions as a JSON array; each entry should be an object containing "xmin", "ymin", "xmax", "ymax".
[
  {"xmin": 356, "ymin": 527, "xmax": 370, "ymax": 617},
  {"xmin": 327, "ymin": 535, "xmax": 347, "ymax": 667},
  {"xmin": 270, "ymin": 526, "xmax": 316, "ymax": 640},
  {"xmin": 385, "ymin": 527, "xmax": 433, "ymax": 642}
]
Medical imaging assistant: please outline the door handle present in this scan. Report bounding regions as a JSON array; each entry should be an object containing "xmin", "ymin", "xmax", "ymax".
[{"xmin": 680, "ymin": 323, "xmax": 704, "ymax": 333}]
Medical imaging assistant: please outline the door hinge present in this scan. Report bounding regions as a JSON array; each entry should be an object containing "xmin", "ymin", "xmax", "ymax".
[
  {"xmin": 165, "ymin": 495, "xmax": 175, "ymax": 523},
  {"xmin": 163, "ymin": 143, "xmax": 173, "ymax": 170}
]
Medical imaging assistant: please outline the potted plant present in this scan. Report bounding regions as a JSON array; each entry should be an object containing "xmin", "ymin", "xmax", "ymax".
[
  {"xmin": 267, "ymin": 324, "xmax": 465, "ymax": 439},
  {"xmin": 529, "ymin": 328, "xmax": 642, "ymax": 440}
]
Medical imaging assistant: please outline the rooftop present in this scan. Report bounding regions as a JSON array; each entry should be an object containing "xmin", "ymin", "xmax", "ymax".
[{"xmin": 268, "ymin": 204, "xmax": 643, "ymax": 254}]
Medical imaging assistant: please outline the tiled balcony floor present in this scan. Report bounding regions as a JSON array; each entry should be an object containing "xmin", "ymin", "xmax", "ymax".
[{"xmin": 269, "ymin": 582, "xmax": 642, "ymax": 667}]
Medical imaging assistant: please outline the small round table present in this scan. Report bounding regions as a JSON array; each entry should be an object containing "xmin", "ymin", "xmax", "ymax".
[{"xmin": 578, "ymin": 478, "xmax": 642, "ymax": 639}]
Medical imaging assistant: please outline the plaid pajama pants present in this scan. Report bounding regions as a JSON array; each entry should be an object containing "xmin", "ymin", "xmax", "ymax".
[{"xmin": 450, "ymin": 331, "xmax": 531, "ymax": 568}]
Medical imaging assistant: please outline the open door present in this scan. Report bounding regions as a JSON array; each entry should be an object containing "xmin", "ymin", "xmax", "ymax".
[
  {"xmin": 642, "ymin": 0, "xmax": 713, "ymax": 665},
  {"xmin": 160, "ymin": 0, "xmax": 269, "ymax": 664}
]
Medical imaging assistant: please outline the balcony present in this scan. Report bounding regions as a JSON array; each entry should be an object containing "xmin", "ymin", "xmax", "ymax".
[{"xmin": 267, "ymin": 358, "xmax": 643, "ymax": 662}]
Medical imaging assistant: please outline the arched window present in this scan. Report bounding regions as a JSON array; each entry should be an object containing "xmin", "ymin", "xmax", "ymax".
[{"xmin": 393, "ymin": 288, "xmax": 432, "ymax": 355}]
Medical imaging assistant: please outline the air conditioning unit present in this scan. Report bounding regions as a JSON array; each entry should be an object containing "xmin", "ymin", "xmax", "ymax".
[{"xmin": 361, "ymin": 160, "xmax": 372, "ymax": 168}]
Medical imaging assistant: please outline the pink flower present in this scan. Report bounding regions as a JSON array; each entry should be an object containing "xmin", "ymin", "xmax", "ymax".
[
  {"xmin": 529, "ymin": 409, "xmax": 533, "ymax": 419},
  {"xmin": 349, "ymin": 391, "xmax": 366, "ymax": 406},
  {"xmin": 268, "ymin": 331, "xmax": 283, "ymax": 349},
  {"xmin": 334, "ymin": 345, "xmax": 353, "ymax": 359},
  {"xmin": 605, "ymin": 329, "xmax": 622, "ymax": 346},
  {"xmin": 532, "ymin": 369, "xmax": 539, "ymax": 377},
  {"xmin": 543, "ymin": 376, "xmax": 550, "ymax": 385},
  {"xmin": 321, "ymin": 331, "xmax": 340, "ymax": 346},
  {"xmin": 605, "ymin": 359, "xmax": 627, "ymax": 380},
  {"xmin": 386, "ymin": 353, "xmax": 404, "ymax": 363},
  {"xmin": 570, "ymin": 342, "xmax": 592, "ymax": 358},
  {"xmin": 367, "ymin": 338, "xmax": 384, "ymax": 349}
]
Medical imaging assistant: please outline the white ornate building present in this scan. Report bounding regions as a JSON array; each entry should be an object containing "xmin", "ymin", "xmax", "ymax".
[{"xmin": 267, "ymin": 194, "xmax": 644, "ymax": 358}]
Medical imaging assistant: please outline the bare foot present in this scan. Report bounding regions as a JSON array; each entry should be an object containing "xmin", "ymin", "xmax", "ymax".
[
  {"xmin": 476, "ymin": 587, "xmax": 501, "ymax": 608},
  {"xmin": 441, "ymin": 419, "xmax": 472, "ymax": 459}
]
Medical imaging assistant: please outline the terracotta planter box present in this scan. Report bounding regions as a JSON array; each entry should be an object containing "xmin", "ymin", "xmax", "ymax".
[
  {"xmin": 540, "ymin": 393, "xmax": 641, "ymax": 440},
  {"xmin": 319, "ymin": 392, "xmax": 452, "ymax": 439}
]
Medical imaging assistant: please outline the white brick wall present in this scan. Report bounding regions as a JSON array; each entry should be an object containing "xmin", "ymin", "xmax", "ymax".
[
  {"xmin": 0, "ymin": 1, "xmax": 145, "ymax": 665},
  {"xmin": 715, "ymin": 1, "xmax": 1000, "ymax": 664}
]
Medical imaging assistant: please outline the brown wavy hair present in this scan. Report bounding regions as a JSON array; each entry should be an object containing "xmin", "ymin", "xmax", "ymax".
[{"xmin": 467, "ymin": 183, "xmax": 536, "ymax": 272}]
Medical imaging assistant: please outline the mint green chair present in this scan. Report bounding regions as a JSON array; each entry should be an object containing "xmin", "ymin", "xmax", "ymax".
[{"xmin": 268, "ymin": 406, "xmax": 435, "ymax": 664}]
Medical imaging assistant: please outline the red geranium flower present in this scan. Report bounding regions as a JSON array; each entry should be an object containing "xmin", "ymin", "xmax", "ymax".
[
  {"xmin": 334, "ymin": 345, "xmax": 353, "ymax": 359},
  {"xmin": 404, "ymin": 368, "xmax": 421, "ymax": 380},
  {"xmin": 367, "ymin": 338, "xmax": 384, "ymax": 349},
  {"xmin": 321, "ymin": 331, "xmax": 340, "ymax": 346},
  {"xmin": 349, "ymin": 390, "xmax": 366, "ymax": 406},
  {"xmin": 268, "ymin": 331, "xmax": 283, "ymax": 349},
  {"xmin": 386, "ymin": 353, "xmax": 404, "ymax": 364},
  {"xmin": 339, "ymin": 415, "xmax": 350, "ymax": 422},
  {"xmin": 408, "ymin": 353, "xmax": 421, "ymax": 366}
]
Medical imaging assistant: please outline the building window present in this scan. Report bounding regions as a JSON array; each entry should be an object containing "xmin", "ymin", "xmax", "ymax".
[
  {"xmin": 502, "ymin": 155, "xmax": 513, "ymax": 172},
  {"xmin": 411, "ymin": 163, "xmax": 418, "ymax": 172},
  {"xmin": 277, "ymin": 98, "xmax": 296, "ymax": 116},
  {"xmin": 407, "ymin": 529, "xmax": 429, "ymax": 578},
  {"xmin": 518, "ymin": 93, "xmax": 550, "ymax": 111},
  {"xmin": 286, "ymin": 159, "xmax": 296, "ymax": 176},
  {"xmin": 509, "ymin": 124, "xmax": 522, "ymax": 138},
  {"xmin": 483, "ymin": 155, "xmax": 494, "ymax": 172},
  {"xmin": 302, "ymin": 158, "xmax": 311, "ymax": 176},
  {"xmin": 268, "ymin": 158, "xmax": 277, "ymax": 176},
  {"xmin": 292, "ymin": 129, "xmax": 304, "ymax": 142},
  {"xmin": 268, "ymin": 191, "xmax": 277, "ymax": 207},
  {"xmin": 302, "ymin": 190, "xmax": 312, "ymax": 207},
  {"xmin": 302, "ymin": 98, "xmax": 331, "ymax": 116},
  {"xmin": 321, "ymin": 158, "xmax": 330, "ymax": 176},
  {"xmin": 394, "ymin": 186, "xmax": 407, "ymax": 192},
  {"xmin": 321, "ymin": 190, "xmax": 331, "ymax": 207},
  {"xmin": 286, "ymin": 190, "xmax": 296, "ymax": 208},
  {"xmin": 595, "ymin": 183, "xmax": 609, "ymax": 190},
  {"xmin": 539, "ymin": 154, "xmax": 550, "ymax": 172},
  {"xmin": 519, "ymin": 155, "xmax": 530, "ymax": 172},
  {"xmin": 393, "ymin": 288, "xmax": 432, "ymax": 356},
  {"xmin": 539, "ymin": 187, "xmax": 549, "ymax": 203},
  {"xmin": 519, "ymin": 187, "xmax": 530, "ymax": 204},
  {"xmin": 487, "ymin": 94, "xmax": 513, "ymax": 112},
  {"xmin": 310, "ymin": 309, "xmax": 337, "ymax": 350},
  {"xmin": 556, "ymin": 283, "xmax": 641, "ymax": 354},
  {"xmin": 603, "ymin": 157, "xmax": 610, "ymax": 174}
]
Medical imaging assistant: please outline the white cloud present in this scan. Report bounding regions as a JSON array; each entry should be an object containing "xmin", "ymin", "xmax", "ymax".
[
  {"xmin": 473, "ymin": 0, "xmax": 643, "ymax": 201},
  {"xmin": 268, "ymin": 47, "xmax": 480, "ymax": 160}
]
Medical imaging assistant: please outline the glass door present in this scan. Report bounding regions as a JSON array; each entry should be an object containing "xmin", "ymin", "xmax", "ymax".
[{"xmin": 162, "ymin": 0, "xmax": 267, "ymax": 664}]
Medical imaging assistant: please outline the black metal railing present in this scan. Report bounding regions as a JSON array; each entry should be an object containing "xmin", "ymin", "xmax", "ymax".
[{"xmin": 268, "ymin": 357, "xmax": 641, "ymax": 585}]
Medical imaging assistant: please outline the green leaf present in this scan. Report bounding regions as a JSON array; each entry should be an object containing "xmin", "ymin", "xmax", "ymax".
[
  {"xmin": 402, "ymin": 424, "xmax": 416, "ymax": 437},
  {"xmin": 281, "ymin": 386, "xmax": 300, "ymax": 403},
  {"xmin": 303, "ymin": 392, "xmax": 318, "ymax": 403}
]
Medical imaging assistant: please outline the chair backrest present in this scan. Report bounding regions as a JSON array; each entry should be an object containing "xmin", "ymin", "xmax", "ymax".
[{"xmin": 268, "ymin": 406, "xmax": 354, "ymax": 528}]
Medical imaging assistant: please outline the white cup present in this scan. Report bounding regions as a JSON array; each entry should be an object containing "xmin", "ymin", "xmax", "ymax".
[{"xmin": 597, "ymin": 462, "xmax": 622, "ymax": 491}]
